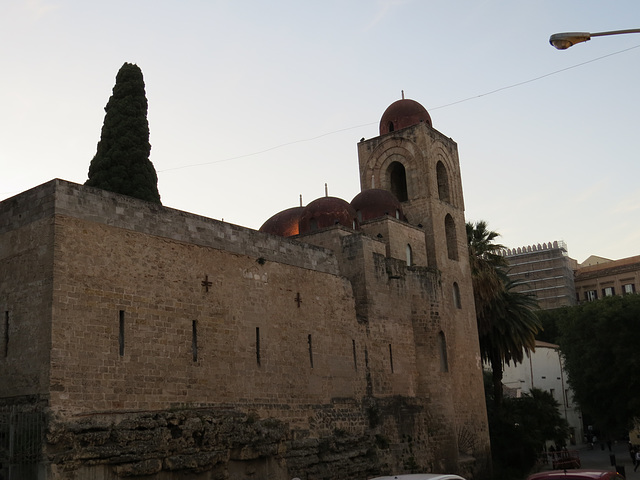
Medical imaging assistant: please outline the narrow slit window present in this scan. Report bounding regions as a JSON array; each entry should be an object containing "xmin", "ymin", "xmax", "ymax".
[
  {"xmin": 4, "ymin": 311, "xmax": 9, "ymax": 358},
  {"xmin": 453, "ymin": 282, "xmax": 462, "ymax": 309},
  {"xmin": 389, "ymin": 344, "xmax": 394, "ymax": 373},
  {"xmin": 445, "ymin": 214, "xmax": 459, "ymax": 261},
  {"xmin": 192, "ymin": 320, "xmax": 198, "ymax": 362},
  {"xmin": 438, "ymin": 331, "xmax": 448, "ymax": 372},
  {"xmin": 119, "ymin": 310, "xmax": 125, "ymax": 357},
  {"xmin": 352, "ymin": 339, "xmax": 357, "ymax": 371},
  {"xmin": 256, "ymin": 327, "xmax": 261, "ymax": 366},
  {"xmin": 308, "ymin": 334, "xmax": 314, "ymax": 368}
]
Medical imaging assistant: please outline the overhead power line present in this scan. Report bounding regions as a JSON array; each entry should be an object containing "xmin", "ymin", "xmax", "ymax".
[{"xmin": 159, "ymin": 43, "xmax": 640, "ymax": 174}]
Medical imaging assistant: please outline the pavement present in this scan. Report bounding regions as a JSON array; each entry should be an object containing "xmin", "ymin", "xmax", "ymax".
[{"xmin": 536, "ymin": 442, "xmax": 638, "ymax": 479}]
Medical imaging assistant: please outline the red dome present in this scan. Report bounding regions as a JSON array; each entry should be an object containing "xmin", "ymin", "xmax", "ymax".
[
  {"xmin": 298, "ymin": 197, "xmax": 358, "ymax": 234},
  {"xmin": 351, "ymin": 189, "xmax": 404, "ymax": 222},
  {"xmin": 379, "ymin": 98, "xmax": 432, "ymax": 135},
  {"xmin": 259, "ymin": 206, "xmax": 304, "ymax": 237}
]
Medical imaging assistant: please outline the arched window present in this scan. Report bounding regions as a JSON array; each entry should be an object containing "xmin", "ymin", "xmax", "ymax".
[
  {"xmin": 388, "ymin": 121, "xmax": 395, "ymax": 132},
  {"xmin": 452, "ymin": 282, "xmax": 461, "ymax": 309},
  {"xmin": 445, "ymin": 214, "xmax": 458, "ymax": 260},
  {"xmin": 406, "ymin": 244, "xmax": 413, "ymax": 266},
  {"xmin": 438, "ymin": 331, "xmax": 449, "ymax": 372},
  {"xmin": 310, "ymin": 218, "xmax": 318, "ymax": 231},
  {"xmin": 436, "ymin": 161, "xmax": 451, "ymax": 203},
  {"xmin": 388, "ymin": 161, "xmax": 408, "ymax": 202}
]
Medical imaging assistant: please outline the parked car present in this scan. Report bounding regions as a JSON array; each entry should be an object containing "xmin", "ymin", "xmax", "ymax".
[
  {"xmin": 544, "ymin": 449, "xmax": 581, "ymax": 470},
  {"xmin": 527, "ymin": 469, "xmax": 625, "ymax": 480},
  {"xmin": 369, "ymin": 475, "xmax": 467, "ymax": 480}
]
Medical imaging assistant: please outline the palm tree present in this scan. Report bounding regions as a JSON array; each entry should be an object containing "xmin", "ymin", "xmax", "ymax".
[
  {"xmin": 481, "ymin": 280, "xmax": 541, "ymax": 405},
  {"xmin": 466, "ymin": 221, "xmax": 541, "ymax": 406},
  {"xmin": 466, "ymin": 221, "xmax": 508, "ymax": 336}
]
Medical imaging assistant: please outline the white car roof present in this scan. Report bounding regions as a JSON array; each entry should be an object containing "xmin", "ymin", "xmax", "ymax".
[{"xmin": 370, "ymin": 475, "xmax": 467, "ymax": 480}]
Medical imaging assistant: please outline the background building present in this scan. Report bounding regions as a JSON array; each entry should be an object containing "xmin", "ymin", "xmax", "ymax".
[
  {"xmin": 502, "ymin": 241, "xmax": 578, "ymax": 310},
  {"xmin": 574, "ymin": 255, "xmax": 640, "ymax": 303},
  {"xmin": 502, "ymin": 244, "xmax": 640, "ymax": 448},
  {"xmin": 502, "ymin": 341, "xmax": 583, "ymax": 446}
]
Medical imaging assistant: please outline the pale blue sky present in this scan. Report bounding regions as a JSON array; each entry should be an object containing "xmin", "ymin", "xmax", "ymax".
[{"xmin": 2, "ymin": 0, "xmax": 639, "ymax": 263}]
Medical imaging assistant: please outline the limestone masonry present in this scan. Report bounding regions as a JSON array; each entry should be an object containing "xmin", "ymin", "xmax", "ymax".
[{"xmin": 0, "ymin": 98, "xmax": 491, "ymax": 480}]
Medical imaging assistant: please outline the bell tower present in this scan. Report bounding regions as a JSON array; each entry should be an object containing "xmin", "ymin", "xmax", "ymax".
[
  {"xmin": 356, "ymin": 97, "xmax": 488, "ymax": 474},
  {"xmin": 356, "ymin": 97, "xmax": 467, "ymax": 271}
]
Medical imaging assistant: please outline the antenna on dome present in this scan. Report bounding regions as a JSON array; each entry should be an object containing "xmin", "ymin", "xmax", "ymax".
[
  {"xmin": 299, "ymin": 194, "xmax": 302, "ymax": 207},
  {"xmin": 401, "ymin": 90, "xmax": 405, "ymax": 100},
  {"xmin": 324, "ymin": 183, "xmax": 328, "ymax": 197}
]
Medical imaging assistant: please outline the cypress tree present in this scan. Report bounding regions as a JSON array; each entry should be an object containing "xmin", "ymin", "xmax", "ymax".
[{"xmin": 86, "ymin": 62, "xmax": 161, "ymax": 204}]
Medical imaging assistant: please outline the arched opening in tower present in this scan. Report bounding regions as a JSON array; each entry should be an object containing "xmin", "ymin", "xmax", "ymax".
[
  {"xmin": 445, "ymin": 214, "xmax": 459, "ymax": 260},
  {"xmin": 388, "ymin": 162, "xmax": 408, "ymax": 202},
  {"xmin": 436, "ymin": 161, "xmax": 451, "ymax": 203}
]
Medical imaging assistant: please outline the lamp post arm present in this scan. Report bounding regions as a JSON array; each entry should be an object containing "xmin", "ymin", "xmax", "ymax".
[
  {"xmin": 590, "ymin": 28, "xmax": 640, "ymax": 38},
  {"xmin": 550, "ymin": 28, "xmax": 640, "ymax": 49}
]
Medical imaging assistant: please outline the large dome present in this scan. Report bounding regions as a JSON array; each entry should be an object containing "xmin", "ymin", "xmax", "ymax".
[
  {"xmin": 259, "ymin": 206, "xmax": 305, "ymax": 237},
  {"xmin": 351, "ymin": 189, "xmax": 405, "ymax": 222},
  {"xmin": 298, "ymin": 197, "xmax": 358, "ymax": 235},
  {"xmin": 379, "ymin": 98, "xmax": 432, "ymax": 135}
]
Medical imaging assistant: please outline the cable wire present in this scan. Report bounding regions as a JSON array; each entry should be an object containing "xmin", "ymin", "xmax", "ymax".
[{"xmin": 159, "ymin": 43, "xmax": 640, "ymax": 173}]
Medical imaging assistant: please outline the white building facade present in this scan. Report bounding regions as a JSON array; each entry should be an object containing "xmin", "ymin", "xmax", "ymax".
[{"xmin": 502, "ymin": 340, "xmax": 583, "ymax": 446}]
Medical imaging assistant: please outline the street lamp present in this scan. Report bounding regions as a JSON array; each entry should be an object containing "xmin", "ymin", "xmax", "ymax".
[{"xmin": 549, "ymin": 28, "xmax": 640, "ymax": 50}]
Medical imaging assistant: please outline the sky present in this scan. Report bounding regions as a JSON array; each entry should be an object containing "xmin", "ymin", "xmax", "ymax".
[{"xmin": 1, "ymin": 0, "xmax": 639, "ymax": 264}]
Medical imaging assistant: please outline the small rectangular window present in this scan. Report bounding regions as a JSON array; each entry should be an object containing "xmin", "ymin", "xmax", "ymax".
[
  {"xmin": 586, "ymin": 290, "xmax": 597, "ymax": 302},
  {"xmin": 623, "ymin": 284, "xmax": 635, "ymax": 295},
  {"xmin": 603, "ymin": 287, "xmax": 614, "ymax": 297}
]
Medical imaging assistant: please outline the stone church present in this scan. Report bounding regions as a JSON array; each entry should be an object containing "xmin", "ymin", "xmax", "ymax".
[{"xmin": 0, "ymin": 98, "xmax": 491, "ymax": 479}]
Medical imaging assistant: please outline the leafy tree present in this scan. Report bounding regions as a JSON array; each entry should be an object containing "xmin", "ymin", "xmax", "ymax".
[
  {"xmin": 535, "ymin": 307, "xmax": 570, "ymax": 344},
  {"xmin": 86, "ymin": 62, "xmax": 161, "ymax": 204},
  {"xmin": 557, "ymin": 294, "xmax": 640, "ymax": 437},
  {"xmin": 467, "ymin": 221, "xmax": 541, "ymax": 406}
]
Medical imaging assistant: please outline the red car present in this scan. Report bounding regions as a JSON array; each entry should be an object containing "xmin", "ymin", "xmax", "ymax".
[{"xmin": 527, "ymin": 469, "xmax": 625, "ymax": 480}]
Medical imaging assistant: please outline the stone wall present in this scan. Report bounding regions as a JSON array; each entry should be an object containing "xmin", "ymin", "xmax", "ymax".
[
  {"xmin": 0, "ymin": 180, "xmax": 491, "ymax": 479},
  {"xmin": 0, "ymin": 206, "xmax": 54, "ymax": 398}
]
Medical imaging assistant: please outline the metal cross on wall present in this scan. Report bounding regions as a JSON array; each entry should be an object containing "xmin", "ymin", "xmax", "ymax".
[{"xmin": 202, "ymin": 275, "xmax": 213, "ymax": 292}]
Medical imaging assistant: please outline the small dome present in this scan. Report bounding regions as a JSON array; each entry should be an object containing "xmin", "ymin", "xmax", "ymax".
[
  {"xmin": 351, "ymin": 189, "xmax": 405, "ymax": 222},
  {"xmin": 380, "ymin": 98, "xmax": 432, "ymax": 135},
  {"xmin": 259, "ymin": 206, "xmax": 304, "ymax": 237},
  {"xmin": 298, "ymin": 196, "xmax": 358, "ymax": 234}
]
